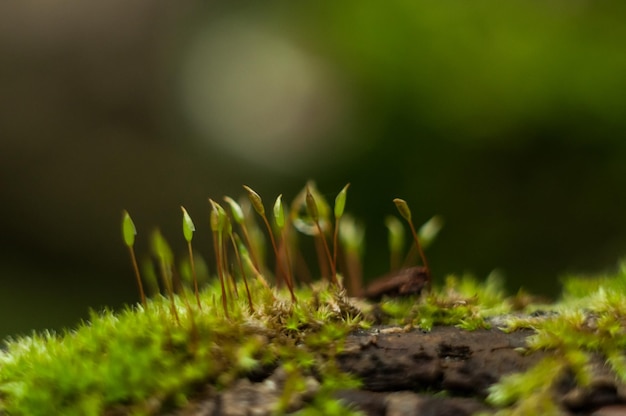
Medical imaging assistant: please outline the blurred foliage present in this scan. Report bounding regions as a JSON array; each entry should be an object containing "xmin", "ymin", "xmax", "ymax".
[
  {"xmin": 304, "ymin": 1, "xmax": 626, "ymax": 141},
  {"xmin": 271, "ymin": 0, "xmax": 626, "ymax": 293}
]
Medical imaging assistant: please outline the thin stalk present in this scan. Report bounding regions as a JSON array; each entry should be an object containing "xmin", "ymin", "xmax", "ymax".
[
  {"xmin": 274, "ymin": 194, "xmax": 296, "ymax": 296},
  {"xmin": 406, "ymin": 220, "xmax": 431, "ymax": 284},
  {"xmin": 306, "ymin": 187, "xmax": 339, "ymax": 287},
  {"xmin": 280, "ymin": 226, "xmax": 295, "ymax": 292},
  {"xmin": 222, "ymin": 235, "xmax": 239, "ymax": 300},
  {"xmin": 313, "ymin": 220, "xmax": 338, "ymax": 286},
  {"xmin": 314, "ymin": 234, "xmax": 331, "ymax": 279},
  {"xmin": 220, "ymin": 205, "xmax": 239, "ymax": 301},
  {"xmin": 332, "ymin": 183, "xmax": 350, "ymax": 286},
  {"xmin": 393, "ymin": 198, "xmax": 432, "ymax": 285},
  {"xmin": 237, "ymin": 235, "xmax": 272, "ymax": 293},
  {"xmin": 159, "ymin": 258, "xmax": 180, "ymax": 324},
  {"xmin": 231, "ymin": 233, "xmax": 254, "ymax": 312},
  {"xmin": 261, "ymin": 214, "xmax": 296, "ymax": 301},
  {"xmin": 186, "ymin": 241, "xmax": 201, "ymax": 309},
  {"xmin": 212, "ymin": 229, "xmax": 230, "ymax": 319},
  {"xmin": 178, "ymin": 277, "xmax": 199, "ymax": 350},
  {"xmin": 122, "ymin": 210, "xmax": 147, "ymax": 309},
  {"xmin": 332, "ymin": 223, "xmax": 340, "ymax": 283},
  {"xmin": 224, "ymin": 196, "xmax": 262, "ymax": 271},
  {"xmin": 128, "ymin": 246, "xmax": 147, "ymax": 309},
  {"xmin": 243, "ymin": 185, "xmax": 296, "ymax": 302},
  {"xmin": 210, "ymin": 201, "xmax": 230, "ymax": 319},
  {"xmin": 151, "ymin": 230, "xmax": 179, "ymax": 324},
  {"xmin": 240, "ymin": 222, "xmax": 261, "ymax": 271},
  {"xmin": 181, "ymin": 206, "xmax": 201, "ymax": 309}
]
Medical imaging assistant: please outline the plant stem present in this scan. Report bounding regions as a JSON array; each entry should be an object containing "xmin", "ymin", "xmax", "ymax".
[
  {"xmin": 261, "ymin": 215, "xmax": 296, "ymax": 302},
  {"xmin": 230, "ymin": 234, "xmax": 254, "ymax": 312},
  {"xmin": 128, "ymin": 246, "xmax": 147, "ymax": 309},
  {"xmin": 314, "ymin": 220, "xmax": 339, "ymax": 287},
  {"xmin": 187, "ymin": 241, "xmax": 201, "ymax": 310},
  {"xmin": 159, "ymin": 258, "xmax": 179, "ymax": 324},
  {"xmin": 407, "ymin": 221, "xmax": 431, "ymax": 285},
  {"xmin": 212, "ymin": 231, "xmax": 230, "ymax": 319}
]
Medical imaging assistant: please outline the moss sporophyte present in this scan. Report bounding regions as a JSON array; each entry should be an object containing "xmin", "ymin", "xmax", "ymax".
[{"xmin": 2, "ymin": 183, "xmax": 626, "ymax": 415}]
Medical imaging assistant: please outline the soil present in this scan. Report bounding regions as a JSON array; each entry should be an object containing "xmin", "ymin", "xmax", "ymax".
[{"xmin": 161, "ymin": 326, "xmax": 626, "ymax": 416}]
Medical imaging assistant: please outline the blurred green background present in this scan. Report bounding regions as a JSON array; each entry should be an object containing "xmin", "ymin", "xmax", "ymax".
[{"xmin": 2, "ymin": 1, "xmax": 626, "ymax": 339}]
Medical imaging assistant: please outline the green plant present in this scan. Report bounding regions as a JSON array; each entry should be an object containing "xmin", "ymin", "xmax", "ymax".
[
  {"xmin": 305, "ymin": 185, "xmax": 338, "ymax": 287},
  {"xmin": 122, "ymin": 210, "xmax": 146, "ymax": 309},
  {"xmin": 5, "ymin": 182, "xmax": 624, "ymax": 415},
  {"xmin": 181, "ymin": 206, "xmax": 201, "ymax": 309},
  {"xmin": 486, "ymin": 263, "xmax": 626, "ymax": 414},
  {"xmin": 0, "ymin": 183, "xmax": 444, "ymax": 414},
  {"xmin": 244, "ymin": 185, "xmax": 297, "ymax": 302},
  {"xmin": 393, "ymin": 198, "xmax": 431, "ymax": 285}
]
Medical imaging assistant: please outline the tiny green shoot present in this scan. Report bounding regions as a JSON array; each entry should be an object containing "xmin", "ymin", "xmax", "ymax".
[
  {"xmin": 209, "ymin": 199, "xmax": 229, "ymax": 318},
  {"xmin": 122, "ymin": 210, "xmax": 146, "ymax": 309},
  {"xmin": 230, "ymin": 231, "xmax": 254, "ymax": 311},
  {"xmin": 306, "ymin": 186, "xmax": 340, "ymax": 287},
  {"xmin": 220, "ymin": 207, "xmax": 240, "ymax": 300},
  {"xmin": 273, "ymin": 194, "xmax": 295, "ymax": 294},
  {"xmin": 243, "ymin": 185, "xmax": 296, "ymax": 302},
  {"xmin": 333, "ymin": 183, "xmax": 350, "ymax": 285},
  {"xmin": 393, "ymin": 198, "xmax": 431, "ymax": 285},
  {"xmin": 181, "ymin": 206, "xmax": 201, "ymax": 309},
  {"xmin": 224, "ymin": 196, "xmax": 261, "ymax": 271}
]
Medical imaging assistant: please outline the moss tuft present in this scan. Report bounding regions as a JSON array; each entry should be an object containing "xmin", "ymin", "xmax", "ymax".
[{"xmin": 487, "ymin": 262, "xmax": 626, "ymax": 414}]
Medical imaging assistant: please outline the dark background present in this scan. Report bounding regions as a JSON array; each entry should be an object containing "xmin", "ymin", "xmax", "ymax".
[{"xmin": 2, "ymin": 1, "xmax": 626, "ymax": 339}]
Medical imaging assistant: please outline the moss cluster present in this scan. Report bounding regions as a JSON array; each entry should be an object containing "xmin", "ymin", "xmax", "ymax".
[
  {"xmin": 3, "ymin": 264, "xmax": 626, "ymax": 414},
  {"xmin": 0, "ymin": 280, "xmax": 365, "ymax": 415},
  {"xmin": 0, "ymin": 182, "xmax": 395, "ymax": 415},
  {"xmin": 379, "ymin": 273, "xmax": 511, "ymax": 331},
  {"xmin": 2, "ymin": 182, "xmax": 626, "ymax": 415},
  {"xmin": 486, "ymin": 261, "xmax": 626, "ymax": 414},
  {"xmin": 0, "ymin": 271, "xmax": 517, "ymax": 415}
]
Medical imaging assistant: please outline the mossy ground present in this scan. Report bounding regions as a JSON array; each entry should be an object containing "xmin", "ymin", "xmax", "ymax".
[
  {"xmin": 0, "ymin": 278, "xmax": 364, "ymax": 415},
  {"xmin": 486, "ymin": 261, "xmax": 626, "ymax": 415},
  {"xmin": 4, "ymin": 264, "xmax": 626, "ymax": 415}
]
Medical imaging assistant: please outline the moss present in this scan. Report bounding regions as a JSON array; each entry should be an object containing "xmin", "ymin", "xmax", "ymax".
[
  {"xmin": 0, "ymin": 269, "xmax": 516, "ymax": 415},
  {"xmin": 486, "ymin": 262, "xmax": 626, "ymax": 414},
  {"xmin": 379, "ymin": 272, "xmax": 510, "ymax": 330},
  {"xmin": 4, "ymin": 264, "xmax": 626, "ymax": 414},
  {"xmin": 0, "ymin": 280, "xmax": 367, "ymax": 415},
  {"xmin": 3, "ymin": 183, "xmax": 626, "ymax": 415}
]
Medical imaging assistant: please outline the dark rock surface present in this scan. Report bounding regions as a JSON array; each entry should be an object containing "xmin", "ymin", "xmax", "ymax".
[
  {"xmin": 159, "ymin": 326, "xmax": 626, "ymax": 415},
  {"xmin": 337, "ymin": 326, "xmax": 541, "ymax": 397}
]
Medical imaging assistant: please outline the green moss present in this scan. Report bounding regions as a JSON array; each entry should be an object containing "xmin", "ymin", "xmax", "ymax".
[
  {"xmin": 486, "ymin": 262, "xmax": 626, "ymax": 414},
  {"xmin": 0, "ymin": 279, "xmax": 367, "ymax": 415},
  {"xmin": 4, "ymin": 183, "xmax": 626, "ymax": 415},
  {"xmin": 5, "ymin": 264, "xmax": 626, "ymax": 414},
  {"xmin": 379, "ymin": 272, "xmax": 510, "ymax": 330},
  {"xmin": 0, "ymin": 269, "xmax": 516, "ymax": 415}
]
